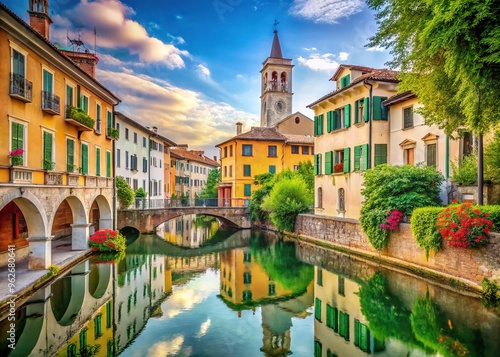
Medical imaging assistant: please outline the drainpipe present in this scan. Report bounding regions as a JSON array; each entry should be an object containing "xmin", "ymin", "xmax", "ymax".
[
  {"xmin": 478, "ymin": 133, "xmax": 484, "ymax": 205},
  {"xmin": 363, "ymin": 80, "xmax": 373, "ymax": 169},
  {"xmin": 445, "ymin": 135, "xmax": 450, "ymax": 180}
]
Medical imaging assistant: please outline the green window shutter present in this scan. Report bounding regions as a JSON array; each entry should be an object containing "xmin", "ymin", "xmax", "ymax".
[
  {"xmin": 354, "ymin": 319, "xmax": 360, "ymax": 346},
  {"xmin": 244, "ymin": 184, "xmax": 251, "ymax": 196},
  {"xmin": 67, "ymin": 139, "xmax": 74, "ymax": 171},
  {"xmin": 107, "ymin": 111, "xmax": 112, "ymax": 129},
  {"xmin": 361, "ymin": 144, "xmax": 369, "ymax": 171},
  {"xmin": 363, "ymin": 97, "xmax": 370, "ymax": 122},
  {"xmin": 243, "ymin": 164, "xmax": 251, "ymax": 176},
  {"xmin": 66, "ymin": 85, "xmax": 73, "ymax": 107},
  {"xmin": 43, "ymin": 131, "xmax": 52, "ymax": 166},
  {"xmin": 82, "ymin": 144, "xmax": 89, "ymax": 175},
  {"xmin": 314, "ymin": 116, "xmax": 318, "ymax": 136},
  {"xmin": 318, "ymin": 153, "xmax": 322, "ymax": 174},
  {"xmin": 269, "ymin": 165, "xmax": 276, "ymax": 174},
  {"xmin": 344, "ymin": 104, "xmax": 351, "ymax": 127},
  {"xmin": 315, "ymin": 298, "xmax": 322, "ymax": 321},
  {"xmin": 354, "ymin": 100, "xmax": 359, "ymax": 123},
  {"xmin": 326, "ymin": 111, "xmax": 332, "ymax": 132},
  {"xmin": 354, "ymin": 145, "xmax": 361, "ymax": 171},
  {"xmin": 340, "ymin": 76, "xmax": 345, "ymax": 89},
  {"xmin": 344, "ymin": 147, "xmax": 350, "ymax": 173},
  {"xmin": 314, "ymin": 340, "xmax": 322, "ymax": 357},
  {"xmin": 373, "ymin": 96, "xmax": 388, "ymax": 120},
  {"xmin": 11, "ymin": 122, "xmax": 23, "ymax": 150},
  {"xmin": 345, "ymin": 74, "xmax": 350, "ymax": 86},
  {"xmin": 96, "ymin": 147, "xmax": 101, "ymax": 176},
  {"xmin": 13, "ymin": 50, "xmax": 25, "ymax": 77},
  {"xmin": 325, "ymin": 151, "xmax": 333, "ymax": 174},
  {"xmin": 106, "ymin": 151, "xmax": 111, "ymax": 177},
  {"xmin": 43, "ymin": 70, "xmax": 52, "ymax": 92},
  {"xmin": 374, "ymin": 144, "xmax": 387, "ymax": 166},
  {"xmin": 319, "ymin": 114, "xmax": 324, "ymax": 135}
]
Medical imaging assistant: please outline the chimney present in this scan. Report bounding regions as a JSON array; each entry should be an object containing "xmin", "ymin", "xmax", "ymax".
[
  {"xmin": 176, "ymin": 144, "xmax": 188, "ymax": 150},
  {"xmin": 213, "ymin": 156, "xmax": 217, "ymax": 162},
  {"xmin": 28, "ymin": 0, "xmax": 52, "ymax": 40},
  {"xmin": 60, "ymin": 50, "xmax": 99, "ymax": 78},
  {"xmin": 236, "ymin": 122, "xmax": 243, "ymax": 135}
]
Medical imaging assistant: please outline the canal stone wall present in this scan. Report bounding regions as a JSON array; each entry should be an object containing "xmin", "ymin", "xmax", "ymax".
[{"xmin": 295, "ymin": 213, "xmax": 500, "ymax": 289}]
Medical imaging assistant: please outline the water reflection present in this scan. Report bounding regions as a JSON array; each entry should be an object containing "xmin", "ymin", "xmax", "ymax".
[
  {"xmin": 156, "ymin": 215, "xmax": 221, "ymax": 248},
  {"xmin": 1, "ymin": 229, "xmax": 500, "ymax": 357}
]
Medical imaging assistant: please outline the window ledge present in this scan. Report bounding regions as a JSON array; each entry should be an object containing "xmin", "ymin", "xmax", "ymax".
[
  {"xmin": 402, "ymin": 126, "xmax": 414, "ymax": 131},
  {"xmin": 354, "ymin": 122, "xmax": 365, "ymax": 127}
]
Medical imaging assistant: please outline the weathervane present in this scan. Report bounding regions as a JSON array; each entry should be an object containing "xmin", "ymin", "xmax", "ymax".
[{"xmin": 273, "ymin": 19, "xmax": 279, "ymax": 32}]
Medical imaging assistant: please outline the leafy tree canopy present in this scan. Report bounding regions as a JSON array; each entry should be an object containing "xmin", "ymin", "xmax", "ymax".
[{"xmin": 198, "ymin": 168, "xmax": 221, "ymax": 198}]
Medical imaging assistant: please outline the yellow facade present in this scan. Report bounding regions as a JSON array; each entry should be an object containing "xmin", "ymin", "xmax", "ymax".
[
  {"xmin": 0, "ymin": 19, "xmax": 119, "ymax": 185},
  {"xmin": 309, "ymin": 65, "xmax": 398, "ymax": 219}
]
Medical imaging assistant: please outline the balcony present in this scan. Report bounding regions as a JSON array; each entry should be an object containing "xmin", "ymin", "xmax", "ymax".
[
  {"xmin": 106, "ymin": 127, "xmax": 119, "ymax": 140},
  {"xmin": 10, "ymin": 73, "xmax": 32, "ymax": 102},
  {"xmin": 65, "ymin": 105, "xmax": 95, "ymax": 131},
  {"xmin": 42, "ymin": 91, "xmax": 60, "ymax": 115}
]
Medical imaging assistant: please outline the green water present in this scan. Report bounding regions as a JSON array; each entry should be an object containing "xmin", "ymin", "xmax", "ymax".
[{"xmin": 1, "ymin": 220, "xmax": 500, "ymax": 356}]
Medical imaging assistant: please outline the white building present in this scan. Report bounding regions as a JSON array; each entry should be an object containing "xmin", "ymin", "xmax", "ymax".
[{"xmin": 115, "ymin": 112, "xmax": 176, "ymax": 201}]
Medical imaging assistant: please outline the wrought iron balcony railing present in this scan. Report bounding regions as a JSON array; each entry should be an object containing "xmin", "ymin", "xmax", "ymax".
[
  {"xmin": 42, "ymin": 91, "xmax": 60, "ymax": 115},
  {"xmin": 10, "ymin": 73, "xmax": 33, "ymax": 102}
]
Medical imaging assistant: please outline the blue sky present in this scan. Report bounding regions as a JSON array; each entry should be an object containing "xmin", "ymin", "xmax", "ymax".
[{"xmin": 4, "ymin": 0, "xmax": 392, "ymax": 157}]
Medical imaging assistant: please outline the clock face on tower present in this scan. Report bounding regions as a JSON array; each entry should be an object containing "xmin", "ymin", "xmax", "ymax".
[{"xmin": 275, "ymin": 100, "xmax": 285, "ymax": 113}]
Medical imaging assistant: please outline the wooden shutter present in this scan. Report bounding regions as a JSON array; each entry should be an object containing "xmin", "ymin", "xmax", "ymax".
[
  {"xmin": 82, "ymin": 144, "xmax": 88, "ymax": 174},
  {"xmin": 13, "ymin": 50, "xmax": 25, "ymax": 77},
  {"xmin": 244, "ymin": 184, "xmax": 251, "ymax": 196},
  {"xmin": 327, "ymin": 111, "xmax": 332, "ymax": 132},
  {"xmin": 325, "ymin": 151, "xmax": 333, "ymax": 174},
  {"xmin": 344, "ymin": 147, "xmax": 350, "ymax": 173},
  {"xmin": 354, "ymin": 100, "xmax": 359, "ymax": 123},
  {"xmin": 374, "ymin": 144, "xmax": 387, "ymax": 166},
  {"xmin": 404, "ymin": 107, "xmax": 413, "ymax": 128},
  {"xmin": 107, "ymin": 110, "xmax": 112, "ymax": 129},
  {"xmin": 363, "ymin": 97, "xmax": 370, "ymax": 122},
  {"xmin": 315, "ymin": 298, "xmax": 322, "ymax": 321},
  {"xmin": 66, "ymin": 85, "xmax": 73, "ymax": 107},
  {"xmin": 67, "ymin": 138, "xmax": 74, "ymax": 171},
  {"xmin": 361, "ymin": 144, "xmax": 369, "ymax": 170},
  {"xmin": 344, "ymin": 74, "xmax": 350, "ymax": 86},
  {"xmin": 314, "ymin": 154, "xmax": 319, "ymax": 175},
  {"xmin": 344, "ymin": 104, "xmax": 351, "ymax": 128},
  {"xmin": 106, "ymin": 151, "xmax": 111, "ymax": 177},
  {"xmin": 43, "ymin": 70, "xmax": 52, "ymax": 92},
  {"xmin": 314, "ymin": 116, "xmax": 318, "ymax": 136},
  {"xmin": 96, "ymin": 147, "xmax": 101, "ymax": 176},
  {"xmin": 319, "ymin": 114, "xmax": 324, "ymax": 135},
  {"xmin": 11, "ymin": 122, "xmax": 23, "ymax": 150},
  {"xmin": 373, "ymin": 96, "xmax": 388, "ymax": 120},
  {"xmin": 354, "ymin": 145, "xmax": 361, "ymax": 171},
  {"xmin": 43, "ymin": 131, "xmax": 52, "ymax": 164}
]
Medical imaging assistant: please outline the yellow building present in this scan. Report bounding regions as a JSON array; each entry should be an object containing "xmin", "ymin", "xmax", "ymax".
[
  {"xmin": 308, "ymin": 65, "xmax": 398, "ymax": 219},
  {"xmin": 0, "ymin": 1, "xmax": 120, "ymax": 268},
  {"xmin": 216, "ymin": 29, "xmax": 313, "ymax": 205}
]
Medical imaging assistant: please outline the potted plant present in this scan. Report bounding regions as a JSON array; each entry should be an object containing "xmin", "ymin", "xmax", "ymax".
[
  {"xmin": 9, "ymin": 148, "xmax": 24, "ymax": 166},
  {"xmin": 43, "ymin": 159, "xmax": 56, "ymax": 170}
]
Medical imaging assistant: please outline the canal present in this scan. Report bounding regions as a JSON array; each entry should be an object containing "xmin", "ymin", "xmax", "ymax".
[{"xmin": 1, "ymin": 215, "xmax": 500, "ymax": 357}]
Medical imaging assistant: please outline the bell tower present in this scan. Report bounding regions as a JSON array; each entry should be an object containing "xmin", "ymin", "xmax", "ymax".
[
  {"xmin": 260, "ymin": 21, "xmax": 293, "ymax": 127},
  {"xmin": 28, "ymin": 0, "xmax": 52, "ymax": 40}
]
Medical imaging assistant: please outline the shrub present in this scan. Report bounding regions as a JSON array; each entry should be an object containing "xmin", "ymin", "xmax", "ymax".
[
  {"xmin": 116, "ymin": 176, "xmax": 134, "ymax": 208},
  {"xmin": 479, "ymin": 205, "xmax": 500, "ymax": 230},
  {"xmin": 361, "ymin": 164, "xmax": 444, "ymax": 250},
  {"xmin": 411, "ymin": 207, "xmax": 445, "ymax": 259},
  {"xmin": 89, "ymin": 229, "xmax": 126, "ymax": 252},
  {"xmin": 485, "ymin": 130, "xmax": 500, "ymax": 183},
  {"xmin": 261, "ymin": 176, "xmax": 313, "ymax": 232},
  {"xmin": 450, "ymin": 153, "xmax": 477, "ymax": 185},
  {"xmin": 135, "ymin": 187, "xmax": 147, "ymax": 198},
  {"xmin": 436, "ymin": 202, "xmax": 492, "ymax": 248},
  {"xmin": 380, "ymin": 209, "xmax": 404, "ymax": 231},
  {"xmin": 481, "ymin": 278, "xmax": 500, "ymax": 307}
]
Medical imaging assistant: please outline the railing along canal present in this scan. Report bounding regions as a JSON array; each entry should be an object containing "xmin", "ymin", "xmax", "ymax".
[{"xmin": 131, "ymin": 197, "xmax": 249, "ymax": 209}]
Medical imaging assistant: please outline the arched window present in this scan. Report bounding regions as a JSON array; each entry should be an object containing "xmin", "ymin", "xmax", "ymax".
[
  {"xmin": 281, "ymin": 72, "xmax": 287, "ymax": 92},
  {"xmin": 271, "ymin": 71, "xmax": 278, "ymax": 90},
  {"xmin": 317, "ymin": 187, "xmax": 323, "ymax": 208},
  {"xmin": 338, "ymin": 188, "xmax": 345, "ymax": 212}
]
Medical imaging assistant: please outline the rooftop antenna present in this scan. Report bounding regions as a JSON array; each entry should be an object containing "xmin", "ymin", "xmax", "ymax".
[
  {"xmin": 67, "ymin": 29, "xmax": 85, "ymax": 52},
  {"xmin": 93, "ymin": 27, "xmax": 99, "ymax": 55}
]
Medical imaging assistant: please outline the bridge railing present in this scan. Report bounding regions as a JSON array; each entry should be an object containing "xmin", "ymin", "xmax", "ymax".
[{"xmin": 131, "ymin": 198, "xmax": 250, "ymax": 209}]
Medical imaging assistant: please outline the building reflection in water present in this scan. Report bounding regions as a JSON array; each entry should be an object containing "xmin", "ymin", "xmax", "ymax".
[{"xmin": 156, "ymin": 214, "xmax": 219, "ymax": 248}]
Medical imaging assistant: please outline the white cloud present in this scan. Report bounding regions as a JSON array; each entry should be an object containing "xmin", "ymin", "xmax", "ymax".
[
  {"xmin": 303, "ymin": 47, "xmax": 318, "ymax": 51},
  {"xmin": 147, "ymin": 336, "xmax": 184, "ymax": 356},
  {"xmin": 290, "ymin": 0, "xmax": 365, "ymax": 24},
  {"xmin": 52, "ymin": 0, "xmax": 189, "ymax": 69},
  {"xmin": 297, "ymin": 53, "xmax": 340, "ymax": 72},
  {"xmin": 366, "ymin": 45, "xmax": 385, "ymax": 52},
  {"xmin": 96, "ymin": 69, "xmax": 258, "ymax": 155},
  {"xmin": 196, "ymin": 64, "xmax": 211, "ymax": 80},
  {"xmin": 338, "ymin": 51, "xmax": 349, "ymax": 61},
  {"xmin": 197, "ymin": 319, "xmax": 211, "ymax": 338}
]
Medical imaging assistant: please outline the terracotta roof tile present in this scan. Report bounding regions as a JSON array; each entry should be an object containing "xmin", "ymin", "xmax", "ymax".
[{"xmin": 170, "ymin": 149, "xmax": 219, "ymax": 167}]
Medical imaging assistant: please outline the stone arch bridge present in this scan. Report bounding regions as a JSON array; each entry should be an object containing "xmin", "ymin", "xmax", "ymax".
[{"xmin": 117, "ymin": 206, "xmax": 251, "ymax": 233}]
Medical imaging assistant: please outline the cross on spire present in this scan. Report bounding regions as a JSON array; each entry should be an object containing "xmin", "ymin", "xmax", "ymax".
[{"xmin": 273, "ymin": 19, "xmax": 279, "ymax": 32}]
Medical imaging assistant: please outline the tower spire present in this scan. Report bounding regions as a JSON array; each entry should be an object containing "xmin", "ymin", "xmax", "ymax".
[{"xmin": 270, "ymin": 20, "xmax": 283, "ymax": 58}]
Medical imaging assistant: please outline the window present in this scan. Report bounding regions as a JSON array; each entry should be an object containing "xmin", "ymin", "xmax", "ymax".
[
  {"xmin": 317, "ymin": 187, "xmax": 323, "ymax": 208},
  {"xmin": 94, "ymin": 314, "xmax": 102, "ymax": 339},
  {"xmin": 143, "ymin": 136, "xmax": 147, "ymax": 147},
  {"xmin": 339, "ymin": 311, "xmax": 350, "ymax": 341},
  {"xmin": 242, "ymin": 144, "xmax": 253, "ymax": 156},
  {"xmin": 243, "ymin": 252, "xmax": 251, "ymax": 262},
  {"xmin": 42, "ymin": 69, "xmax": 53, "ymax": 93},
  {"xmin": 373, "ymin": 96, "xmax": 388, "ymax": 120},
  {"xmin": 133, "ymin": 132, "xmax": 137, "ymax": 144},
  {"xmin": 314, "ymin": 114, "xmax": 324, "ymax": 136},
  {"xmin": 66, "ymin": 84, "xmax": 74, "ymax": 108},
  {"xmin": 314, "ymin": 340, "xmax": 322, "ymax": 357},
  {"xmin": 131, "ymin": 155, "xmax": 138, "ymax": 171},
  {"xmin": 79, "ymin": 328, "xmax": 88, "ymax": 349},
  {"xmin": 302, "ymin": 146, "xmax": 309, "ymax": 154},
  {"xmin": 67, "ymin": 344, "xmax": 77, "ymax": 357},
  {"xmin": 11, "ymin": 121, "xmax": 26, "ymax": 165},
  {"xmin": 314, "ymin": 298, "xmax": 322, "ymax": 321},
  {"xmin": 374, "ymin": 144, "xmax": 387, "ymax": 166},
  {"xmin": 354, "ymin": 319, "xmax": 371, "ymax": 352},
  {"xmin": 339, "ymin": 188, "xmax": 345, "ymax": 212},
  {"xmin": 11, "ymin": 47, "xmax": 26, "ymax": 80},
  {"xmin": 268, "ymin": 145, "xmax": 277, "ymax": 157},
  {"xmin": 243, "ymin": 164, "xmax": 251, "ymax": 176},
  {"xmin": 403, "ymin": 106, "xmax": 414, "ymax": 128},
  {"xmin": 95, "ymin": 103, "xmax": 101, "ymax": 133},
  {"xmin": 230, "ymin": 145, "xmax": 233, "ymax": 156},
  {"xmin": 291, "ymin": 145, "xmax": 299, "ymax": 154},
  {"xmin": 81, "ymin": 143, "xmax": 89, "ymax": 174},
  {"xmin": 125, "ymin": 150, "xmax": 129, "ymax": 169},
  {"xmin": 106, "ymin": 110, "xmax": 112, "ymax": 134},
  {"xmin": 243, "ymin": 272, "xmax": 252, "ymax": 284},
  {"xmin": 269, "ymin": 165, "xmax": 276, "ymax": 174},
  {"xmin": 268, "ymin": 283, "xmax": 276, "ymax": 296},
  {"xmin": 66, "ymin": 138, "xmax": 75, "ymax": 171},
  {"xmin": 224, "ymin": 146, "xmax": 227, "ymax": 158},
  {"xmin": 116, "ymin": 149, "xmax": 121, "ymax": 168},
  {"xmin": 334, "ymin": 150, "xmax": 346, "ymax": 173},
  {"xmin": 338, "ymin": 276, "xmax": 345, "ymax": 296},
  {"xmin": 125, "ymin": 128, "xmax": 129, "ymax": 140},
  {"xmin": 339, "ymin": 74, "xmax": 350, "ymax": 89},
  {"xmin": 325, "ymin": 151, "xmax": 333, "ymax": 174},
  {"xmin": 244, "ymin": 184, "xmax": 251, "ymax": 196},
  {"xmin": 326, "ymin": 304, "xmax": 339, "ymax": 332},
  {"xmin": 143, "ymin": 157, "xmax": 148, "ymax": 172},
  {"xmin": 229, "ymin": 165, "xmax": 233, "ymax": 177},
  {"xmin": 43, "ymin": 131, "xmax": 54, "ymax": 170},
  {"xmin": 224, "ymin": 166, "xmax": 227, "ymax": 177},
  {"xmin": 354, "ymin": 98, "xmax": 368, "ymax": 124},
  {"xmin": 106, "ymin": 150, "xmax": 111, "ymax": 178},
  {"xmin": 427, "ymin": 143, "xmax": 437, "ymax": 167},
  {"xmin": 317, "ymin": 268, "xmax": 323, "ymax": 286},
  {"xmin": 353, "ymin": 144, "xmax": 369, "ymax": 171},
  {"xmin": 80, "ymin": 95, "xmax": 89, "ymax": 113},
  {"xmin": 314, "ymin": 154, "xmax": 322, "ymax": 175},
  {"xmin": 95, "ymin": 146, "xmax": 101, "ymax": 176},
  {"xmin": 242, "ymin": 290, "xmax": 252, "ymax": 301}
]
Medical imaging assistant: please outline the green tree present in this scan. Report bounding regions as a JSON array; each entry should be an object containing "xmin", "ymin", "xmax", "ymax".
[
  {"xmin": 296, "ymin": 161, "xmax": 314, "ymax": 194},
  {"xmin": 135, "ymin": 187, "xmax": 147, "ymax": 198},
  {"xmin": 116, "ymin": 176, "xmax": 134, "ymax": 209},
  {"xmin": 198, "ymin": 168, "xmax": 220, "ymax": 198},
  {"xmin": 261, "ymin": 176, "xmax": 313, "ymax": 232}
]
